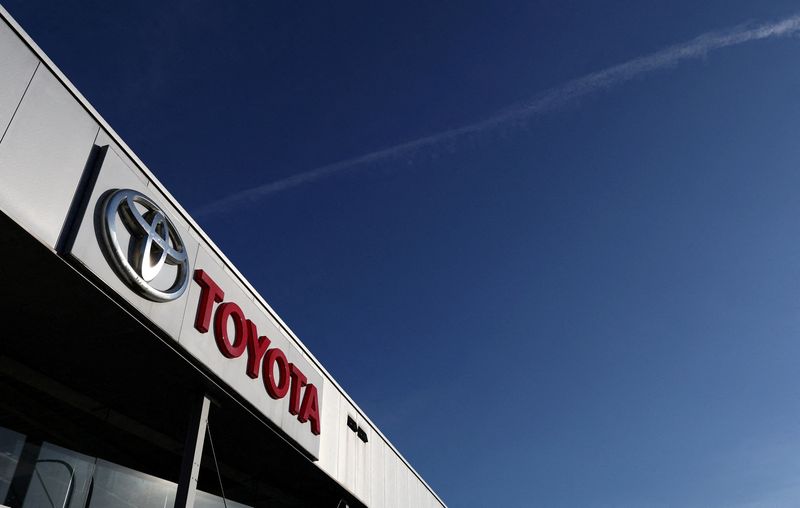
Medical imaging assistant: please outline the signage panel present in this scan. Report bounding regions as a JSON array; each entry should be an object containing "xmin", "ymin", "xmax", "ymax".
[{"xmin": 68, "ymin": 140, "xmax": 323, "ymax": 458}]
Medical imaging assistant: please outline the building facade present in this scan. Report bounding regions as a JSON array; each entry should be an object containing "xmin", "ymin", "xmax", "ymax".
[{"xmin": 0, "ymin": 5, "xmax": 446, "ymax": 507}]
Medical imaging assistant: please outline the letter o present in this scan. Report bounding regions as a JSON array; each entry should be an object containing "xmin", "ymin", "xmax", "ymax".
[
  {"xmin": 263, "ymin": 348, "xmax": 290, "ymax": 399},
  {"xmin": 213, "ymin": 302, "xmax": 247, "ymax": 358}
]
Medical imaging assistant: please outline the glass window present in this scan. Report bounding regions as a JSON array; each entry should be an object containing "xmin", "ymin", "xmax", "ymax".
[
  {"xmin": 88, "ymin": 459, "xmax": 176, "ymax": 508},
  {"xmin": 0, "ymin": 427, "xmax": 254, "ymax": 508},
  {"xmin": 21, "ymin": 442, "xmax": 94, "ymax": 508},
  {"xmin": 0, "ymin": 427, "xmax": 25, "ymax": 501},
  {"xmin": 194, "ymin": 489, "xmax": 252, "ymax": 508}
]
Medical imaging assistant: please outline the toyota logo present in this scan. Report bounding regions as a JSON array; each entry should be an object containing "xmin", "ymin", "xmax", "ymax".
[{"xmin": 98, "ymin": 189, "xmax": 190, "ymax": 302}]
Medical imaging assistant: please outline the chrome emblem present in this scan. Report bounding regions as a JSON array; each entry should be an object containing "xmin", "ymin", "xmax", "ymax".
[{"xmin": 99, "ymin": 189, "xmax": 189, "ymax": 302}]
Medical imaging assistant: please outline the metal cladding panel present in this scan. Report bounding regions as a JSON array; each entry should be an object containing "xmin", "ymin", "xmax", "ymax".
[
  {"xmin": 412, "ymin": 477, "xmax": 424, "ymax": 508},
  {"xmin": 67, "ymin": 140, "xmax": 323, "ymax": 459},
  {"xmin": 317, "ymin": 381, "xmax": 341, "ymax": 478},
  {"xmin": 382, "ymin": 448, "xmax": 397, "ymax": 508},
  {"xmin": 413, "ymin": 467, "xmax": 424, "ymax": 507},
  {"xmin": 403, "ymin": 468, "xmax": 414, "ymax": 508},
  {"xmin": 427, "ymin": 487, "xmax": 440, "ymax": 508},
  {"xmin": 406, "ymin": 474, "xmax": 416, "ymax": 508},
  {"xmin": 368, "ymin": 433, "xmax": 385, "ymax": 508},
  {"xmin": 405, "ymin": 474, "xmax": 416, "ymax": 508},
  {"xmin": 394, "ymin": 453, "xmax": 407, "ymax": 508},
  {"xmin": 0, "ymin": 18, "xmax": 37, "ymax": 137},
  {"xmin": 423, "ymin": 490, "xmax": 434, "ymax": 508},
  {"xmin": 0, "ymin": 65, "xmax": 98, "ymax": 248},
  {"xmin": 337, "ymin": 397, "xmax": 358, "ymax": 492},
  {"xmin": 354, "ymin": 413, "xmax": 369, "ymax": 502}
]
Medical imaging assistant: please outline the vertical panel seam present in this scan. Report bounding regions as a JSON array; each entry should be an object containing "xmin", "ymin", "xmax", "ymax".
[
  {"xmin": 0, "ymin": 60, "xmax": 39, "ymax": 145},
  {"xmin": 54, "ymin": 139, "xmax": 103, "ymax": 255}
]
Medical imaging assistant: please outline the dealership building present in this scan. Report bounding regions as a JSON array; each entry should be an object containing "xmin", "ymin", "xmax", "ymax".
[{"xmin": 0, "ymin": 6, "xmax": 446, "ymax": 508}]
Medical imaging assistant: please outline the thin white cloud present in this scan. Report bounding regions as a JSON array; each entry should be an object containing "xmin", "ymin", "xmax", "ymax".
[{"xmin": 196, "ymin": 13, "xmax": 800, "ymax": 217}]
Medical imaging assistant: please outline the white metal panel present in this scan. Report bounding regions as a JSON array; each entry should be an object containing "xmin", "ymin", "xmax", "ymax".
[
  {"xmin": 0, "ymin": 18, "xmax": 37, "ymax": 138},
  {"xmin": 394, "ymin": 453, "xmax": 407, "ymax": 508},
  {"xmin": 412, "ymin": 476, "xmax": 424, "ymax": 508},
  {"xmin": 368, "ymin": 435, "xmax": 385, "ymax": 508},
  {"xmin": 406, "ymin": 474, "xmax": 416, "ymax": 508},
  {"xmin": 422, "ymin": 489, "xmax": 434, "ymax": 508},
  {"xmin": 423, "ymin": 485, "xmax": 438, "ymax": 508},
  {"xmin": 403, "ymin": 473, "xmax": 413, "ymax": 508},
  {"xmin": 338, "ymin": 397, "xmax": 359, "ymax": 492},
  {"xmin": 402, "ymin": 468, "xmax": 413, "ymax": 508},
  {"xmin": 95, "ymin": 130, "xmax": 149, "ymax": 183},
  {"xmin": 414, "ymin": 473, "xmax": 425, "ymax": 508},
  {"xmin": 354, "ymin": 413, "xmax": 369, "ymax": 501},
  {"xmin": 0, "ymin": 65, "xmax": 98, "ymax": 248},
  {"xmin": 382, "ymin": 448, "xmax": 397, "ymax": 508},
  {"xmin": 317, "ymin": 382, "xmax": 340, "ymax": 478}
]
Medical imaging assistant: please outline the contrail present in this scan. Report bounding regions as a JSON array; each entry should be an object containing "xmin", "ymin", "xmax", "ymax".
[{"xmin": 196, "ymin": 13, "xmax": 800, "ymax": 217}]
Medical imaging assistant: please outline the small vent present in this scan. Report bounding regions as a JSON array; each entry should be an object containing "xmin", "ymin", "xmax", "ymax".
[
  {"xmin": 346, "ymin": 415, "xmax": 358, "ymax": 432},
  {"xmin": 356, "ymin": 426, "xmax": 368, "ymax": 443}
]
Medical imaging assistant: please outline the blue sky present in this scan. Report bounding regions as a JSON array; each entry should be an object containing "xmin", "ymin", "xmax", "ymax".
[{"xmin": 8, "ymin": 1, "xmax": 800, "ymax": 506}]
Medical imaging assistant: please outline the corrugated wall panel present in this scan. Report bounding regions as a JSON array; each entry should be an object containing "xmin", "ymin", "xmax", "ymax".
[
  {"xmin": 354, "ymin": 413, "xmax": 369, "ymax": 502},
  {"xmin": 368, "ymin": 434, "xmax": 385, "ymax": 508},
  {"xmin": 318, "ymin": 382, "xmax": 341, "ymax": 478}
]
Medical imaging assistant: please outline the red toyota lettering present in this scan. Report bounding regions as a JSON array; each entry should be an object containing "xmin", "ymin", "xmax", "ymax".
[
  {"xmin": 245, "ymin": 319, "xmax": 271, "ymax": 379},
  {"xmin": 263, "ymin": 348, "xmax": 290, "ymax": 399},
  {"xmin": 192, "ymin": 269, "xmax": 321, "ymax": 436},
  {"xmin": 193, "ymin": 269, "xmax": 224, "ymax": 333},
  {"xmin": 213, "ymin": 302, "xmax": 248, "ymax": 358},
  {"xmin": 288, "ymin": 363, "xmax": 307, "ymax": 415},
  {"xmin": 298, "ymin": 384, "xmax": 321, "ymax": 435}
]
